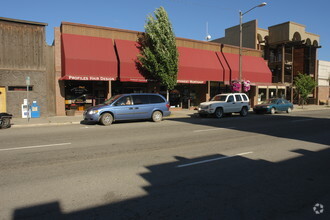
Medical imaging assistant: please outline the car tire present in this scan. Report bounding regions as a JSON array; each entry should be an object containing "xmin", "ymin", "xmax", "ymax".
[
  {"xmin": 270, "ymin": 108, "xmax": 276, "ymax": 114},
  {"xmin": 287, "ymin": 107, "xmax": 292, "ymax": 113},
  {"xmin": 214, "ymin": 108, "xmax": 223, "ymax": 118},
  {"xmin": 240, "ymin": 107, "xmax": 248, "ymax": 117},
  {"xmin": 152, "ymin": 111, "xmax": 163, "ymax": 122},
  {"xmin": 0, "ymin": 118, "xmax": 11, "ymax": 129},
  {"xmin": 100, "ymin": 113, "xmax": 113, "ymax": 126}
]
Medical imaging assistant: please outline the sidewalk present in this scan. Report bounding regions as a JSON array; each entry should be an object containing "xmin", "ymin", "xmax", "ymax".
[{"xmin": 9, "ymin": 105, "xmax": 329, "ymax": 128}]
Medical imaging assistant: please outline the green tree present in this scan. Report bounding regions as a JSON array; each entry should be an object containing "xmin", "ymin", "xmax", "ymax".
[
  {"xmin": 294, "ymin": 73, "xmax": 317, "ymax": 107},
  {"xmin": 138, "ymin": 6, "xmax": 179, "ymax": 96}
]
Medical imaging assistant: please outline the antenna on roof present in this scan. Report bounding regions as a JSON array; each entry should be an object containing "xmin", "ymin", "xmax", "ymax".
[{"xmin": 205, "ymin": 22, "xmax": 212, "ymax": 41}]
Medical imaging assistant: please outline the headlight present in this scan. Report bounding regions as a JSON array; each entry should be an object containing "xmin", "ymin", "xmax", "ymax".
[
  {"xmin": 265, "ymin": 106, "xmax": 270, "ymax": 108},
  {"xmin": 88, "ymin": 110, "xmax": 99, "ymax": 114}
]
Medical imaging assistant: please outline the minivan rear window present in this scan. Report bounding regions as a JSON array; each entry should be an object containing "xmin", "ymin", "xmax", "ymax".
[
  {"xmin": 132, "ymin": 95, "xmax": 149, "ymax": 105},
  {"xmin": 149, "ymin": 95, "xmax": 165, "ymax": 103}
]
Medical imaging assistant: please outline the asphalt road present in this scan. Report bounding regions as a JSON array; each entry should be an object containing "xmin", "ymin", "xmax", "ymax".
[{"xmin": 0, "ymin": 110, "xmax": 329, "ymax": 220}]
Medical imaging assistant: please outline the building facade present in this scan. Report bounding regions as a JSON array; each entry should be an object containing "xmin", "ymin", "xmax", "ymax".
[
  {"xmin": 317, "ymin": 60, "xmax": 330, "ymax": 104},
  {"xmin": 0, "ymin": 17, "xmax": 56, "ymax": 117},
  {"xmin": 54, "ymin": 21, "xmax": 272, "ymax": 115},
  {"xmin": 213, "ymin": 20, "xmax": 321, "ymax": 104}
]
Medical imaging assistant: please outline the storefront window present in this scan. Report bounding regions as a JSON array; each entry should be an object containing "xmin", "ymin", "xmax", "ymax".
[
  {"xmin": 278, "ymin": 89, "xmax": 286, "ymax": 98},
  {"xmin": 269, "ymin": 88, "xmax": 277, "ymax": 99},
  {"xmin": 258, "ymin": 88, "xmax": 267, "ymax": 104},
  {"xmin": 64, "ymin": 81, "xmax": 108, "ymax": 111}
]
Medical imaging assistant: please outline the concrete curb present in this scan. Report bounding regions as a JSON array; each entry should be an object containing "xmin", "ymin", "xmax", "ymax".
[
  {"xmin": 11, "ymin": 121, "xmax": 81, "ymax": 128},
  {"xmin": 8, "ymin": 107, "xmax": 329, "ymax": 128}
]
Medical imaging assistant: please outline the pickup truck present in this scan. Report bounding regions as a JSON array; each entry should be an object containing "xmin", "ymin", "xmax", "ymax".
[{"xmin": 198, "ymin": 93, "xmax": 250, "ymax": 118}]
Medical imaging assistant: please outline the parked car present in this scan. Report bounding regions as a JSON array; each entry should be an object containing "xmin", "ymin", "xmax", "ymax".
[
  {"xmin": 253, "ymin": 98, "xmax": 293, "ymax": 114},
  {"xmin": 0, "ymin": 113, "xmax": 12, "ymax": 129},
  {"xmin": 83, "ymin": 93, "xmax": 171, "ymax": 125},
  {"xmin": 198, "ymin": 93, "xmax": 250, "ymax": 118}
]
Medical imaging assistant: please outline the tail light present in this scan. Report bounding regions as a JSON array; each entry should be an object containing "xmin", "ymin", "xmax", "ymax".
[{"xmin": 166, "ymin": 103, "xmax": 170, "ymax": 110}]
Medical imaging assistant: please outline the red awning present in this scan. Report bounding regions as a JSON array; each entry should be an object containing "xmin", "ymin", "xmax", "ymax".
[
  {"xmin": 216, "ymin": 52, "xmax": 231, "ymax": 84},
  {"xmin": 115, "ymin": 39, "xmax": 147, "ymax": 82},
  {"xmin": 178, "ymin": 47, "xmax": 224, "ymax": 84},
  {"xmin": 61, "ymin": 34, "xmax": 117, "ymax": 81},
  {"xmin": 219, "ymin": 52, "xmax": 272, "ymax": 84}
]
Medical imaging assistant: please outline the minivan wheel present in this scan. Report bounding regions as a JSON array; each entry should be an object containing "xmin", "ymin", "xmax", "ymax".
[
  {"xmin": 152, "ymin": 111, "xmax": 163, "ymax": 122},
  {"xmin": 214, "ymin": 108, "xmax": 223, "ymax": 118},
  {"xmin": 240, "ymin": 107, "xmax": 248, "ymax": 117},
  {"xmin": 100, "ymin": 113, "xmax": 113, "ymax": 126}
]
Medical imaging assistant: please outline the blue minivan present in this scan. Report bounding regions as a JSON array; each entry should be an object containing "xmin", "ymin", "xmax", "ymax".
[{"xmin": 83, "ymin": 93, "xmax": 171, "ymax": 125}]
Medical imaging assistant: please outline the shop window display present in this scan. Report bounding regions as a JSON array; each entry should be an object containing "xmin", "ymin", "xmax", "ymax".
[{"xmin": 64, "ymin": 81, "xmax": 107, "ymax": 111}]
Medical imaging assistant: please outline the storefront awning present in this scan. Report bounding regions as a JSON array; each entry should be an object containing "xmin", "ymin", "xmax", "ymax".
[
  {"xmin": 219, "ymin": 52, "xmax": 272, "ymax": 84},
  {"xmin": 115, "ymin": 39, "xmax": 147, "ymax": 82},
  {"xmin": 61, "ymin": 34, "xmax": 118, "ymax": 81},
  {"xmin": 215, "ymin": 52, "xmax": 231, "ymax": 84},
  {"xmin": 178, "ymin": 47, "xmax": 224, "ymax": 84}
]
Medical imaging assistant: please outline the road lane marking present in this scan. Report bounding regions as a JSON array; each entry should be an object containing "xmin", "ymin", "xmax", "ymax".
[
  {"xmin": 291, "ymin": 119, "xmax": 314, "ymax": 122},
  {"xmin": 193, "ymin": 127, "xmax": 236, "ymax": 133},
  {"xmin": 0, "ymin": 143, "xmax": 72, "ymax": 152},
  {"xmin": 176, "ymin": 152, "xmax": 253, "ymax": 168}
]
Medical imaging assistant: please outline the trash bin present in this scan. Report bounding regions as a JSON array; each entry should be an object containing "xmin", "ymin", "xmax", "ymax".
[{"xmin": 66, "ymin": 109, "xmax": 76, "ymax": 116}]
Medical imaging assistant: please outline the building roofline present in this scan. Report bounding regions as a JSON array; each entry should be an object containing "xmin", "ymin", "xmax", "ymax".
[
  {"xmin": 305, "ymin": 32, "xmax": 320, "ymax": 38},
  {"xmin": 0, "ymin": 17, "xmax": 47, "ymax": 26},
  {"xmin": 268, "ymin": 21, "xmax": 305, "ymax": 29},
  {"xmin": 61, "ymin": 21, "xmax": 141, "ymax": 35},
  {"xmin": 257, "ymin": 27, "xmax": 268, "ymax": 32},
  {"xmin": 61, "ymin": 21, "xmax": 223, "ymax": 47}
]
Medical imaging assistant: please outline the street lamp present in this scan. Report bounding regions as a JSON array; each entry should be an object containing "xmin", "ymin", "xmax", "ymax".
[{"xmin": 239, "ymin": 2, "xmax": 267, "ymax": 91}]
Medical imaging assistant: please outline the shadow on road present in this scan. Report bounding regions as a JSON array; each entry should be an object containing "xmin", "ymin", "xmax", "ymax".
[
  {"xmin": 13, "ymin": 147, "xmax": 330, "ymax": 219},
  {"xmin": 167, "ymin": 112, "xmax": 330, "ymax": 146}
]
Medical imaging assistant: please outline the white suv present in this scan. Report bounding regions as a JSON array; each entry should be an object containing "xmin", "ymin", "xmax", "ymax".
[{"xmin": 198, "ymin": 93, "xmax": 250, "ymax": 118}]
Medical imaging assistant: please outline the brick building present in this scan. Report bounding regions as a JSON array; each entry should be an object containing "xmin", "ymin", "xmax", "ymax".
[
  {"xmin": 0, "ymin": 17, "xmax": 56, "ymax": 117},
  {"xmin": 213, "ymin": 20, "xmax": 323, "ymax": 104}
]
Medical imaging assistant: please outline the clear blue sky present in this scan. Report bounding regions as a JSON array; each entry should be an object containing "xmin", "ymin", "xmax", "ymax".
[{"xmin": 1, "ymin": 0, "xmax": 329, "ymax": 61}]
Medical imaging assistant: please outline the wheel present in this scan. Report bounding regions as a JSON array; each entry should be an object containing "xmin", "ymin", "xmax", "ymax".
[
  {"xmin": 240, "ymin": 107, "xmax": 248, "ymax": 117},
  {"xmin": 287, "ymin": 107, "xmax": 292, "ymax": 113},
  {"xmin": 214, "ymin": 108, "xmax": 223, "ymax": 118},
  {"xmin": 100, "ymin": 113, "xmax": 113, "ymax": 126},
  {"xmin": 270, "ymin": 108, "xmax": 276, "ymax": 114},
  {"xmin": 1, "ymin": 118, "xmax": 11, "ymax": 129},
  {"xmin": 152, "ymin": 111, "xmax": 163, "ymax": 122}
]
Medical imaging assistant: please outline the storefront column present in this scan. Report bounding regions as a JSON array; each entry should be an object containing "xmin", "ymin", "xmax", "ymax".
[
  {"xmin": 55, "ymin": 76, "xmax": 66, "ymax": 116},
  {"xmin": 54, "ymin": 27, "xmax": 66, "ymax": 116},
  {"xmin": 206, "ymin": 81, "xmax": 211, "ymax": 101},
  {"xmin": 107, "ymin": 81, "xmax": 112, "ymax": 99},
  {"xmin": 281, "ymin": 44, "xmax": 285, "ymax": 83}
]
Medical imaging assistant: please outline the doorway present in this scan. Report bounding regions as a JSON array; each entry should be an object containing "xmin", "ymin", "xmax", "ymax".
[{"xmin": 0, "ymin": 87, "xmax": 7, "ymax": 112}]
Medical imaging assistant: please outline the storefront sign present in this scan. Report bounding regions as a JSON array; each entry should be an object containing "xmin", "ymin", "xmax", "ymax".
[
  {"xmin": 177, "ymin": 80, "xmax": 205, "ymax": 84},
  {"xmin": 66, "ymin": 75, "xmax": 115, "ymax": 81},
  {"xmin": 70, "ymin": 86, "xmax": 88, "ymax": 95}
]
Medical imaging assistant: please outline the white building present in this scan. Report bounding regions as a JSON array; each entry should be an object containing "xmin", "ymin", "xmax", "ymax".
[{"xmin": 317, "ymin": 60, "xmax": 330, "ymax": 104}]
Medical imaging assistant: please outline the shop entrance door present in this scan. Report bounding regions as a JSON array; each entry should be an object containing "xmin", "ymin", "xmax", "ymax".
[
  {"xmin": 94, "ymin": 88, "xmax": 106, "ymax": 105},
  {"xmin": 0, "ymin": 87, "xmax": 7, "ymax": 112}
]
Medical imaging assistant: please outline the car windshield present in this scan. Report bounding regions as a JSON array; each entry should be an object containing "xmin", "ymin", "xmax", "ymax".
[
  {"xmin": 103, "ymin": 95, "xmax": 122, "ymax": 105},
  {"xmin": 211, "ymin": 95, "xmax": 227, "ymax": 101},
  {"xmin": 262, "ymin": 99, "xmax": 278, "ymax": 104}
]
